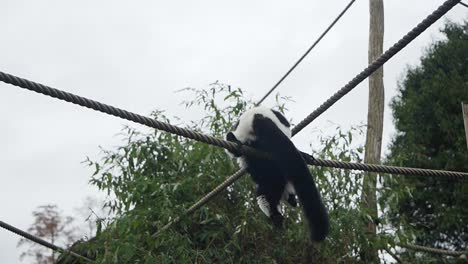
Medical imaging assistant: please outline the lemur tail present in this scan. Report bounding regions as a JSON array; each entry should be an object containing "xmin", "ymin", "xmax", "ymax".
[
  {"xmin": 252, "ymin": 114, "xmax": 330, "ymax": 242},
  {"xmin": 289, "ymin": 165, "xmax": 329, "ymax": 241}
]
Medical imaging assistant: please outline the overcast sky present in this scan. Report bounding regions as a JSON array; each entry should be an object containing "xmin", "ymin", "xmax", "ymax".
[{"xmin": 1, "ymin": 1, "xmax": 466, "ymax": 263}]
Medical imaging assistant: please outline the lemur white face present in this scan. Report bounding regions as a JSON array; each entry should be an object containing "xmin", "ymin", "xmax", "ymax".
[{"xmin": 231, "ymin": 106, "xmax": 291, "ymax": 144}]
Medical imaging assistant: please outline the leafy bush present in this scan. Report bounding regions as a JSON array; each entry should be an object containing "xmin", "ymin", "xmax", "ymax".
[{"xmin": 66, "ymin": 83, "xmax": 376, "ymax": 263}]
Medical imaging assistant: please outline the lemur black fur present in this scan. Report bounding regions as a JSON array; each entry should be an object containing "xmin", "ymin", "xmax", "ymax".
[{"xmin": 225, "ymin": 107, "xmax": 329, "ymax": 242}]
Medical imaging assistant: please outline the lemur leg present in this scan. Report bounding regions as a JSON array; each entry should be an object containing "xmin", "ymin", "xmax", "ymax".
[
  {"xmin": 282, "ymin": 182, "xmax": 298, "ymax": 207},
  {"xmin": 225, "ymin": 132, "xmax": 243, "ymax": 157},
  {"xmin": 256, "ymin": 183, "xmax": 285, "ymax": 229}
]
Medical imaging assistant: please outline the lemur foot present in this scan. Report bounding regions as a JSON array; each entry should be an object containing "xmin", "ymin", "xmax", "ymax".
[
  {"xmin": 287, "ymin": 194, "xmax": 298, "ymax": 207},
  {"xmin": 270, "ymin": 213, "xmax": 284, "ymax": 229}
]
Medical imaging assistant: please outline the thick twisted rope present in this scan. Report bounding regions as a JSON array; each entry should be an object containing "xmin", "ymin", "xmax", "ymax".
[
  {"xmin": 300, "ymin": 153, "xmax": 467, "ymax": 180},
  {"xmin": 292, "ymin": 0, "xmax": 462, "ymax": 136},
  {"xmin": 256, "ymin": 0, "xmax": 356, "ymax": 105},
  {"xmin": 0, "ymin": 71, "xmax": 270, "ymax": 161},
  {"xmin": 0, "ymin": 220, "xmax": 93, "ymax": 263},
  {"xmin": 398, "ymin": 243, "xmax": 467, "ymax": 257},
  {"xmin": 3, "ymin": 71, "xmax": 466, "ymax": 180}
]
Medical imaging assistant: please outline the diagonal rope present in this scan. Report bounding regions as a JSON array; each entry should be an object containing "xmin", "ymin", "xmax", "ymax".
[
  {"xmin": 398, "ymin": 243, "xmax": 467, "ymax": 257},
  {"xmin": 0, "ymin": 220, "xmax": 93, "ymax": 263},
  {"xmin": 152, "ymin": 0, "xmax": 463, "ymax": 236},
  {"xmin": 384, "ymin": 248, "xmax": 402, "ymax": 263},
  {"xmin": 153, "ymin": 167, "xmax": 249, "ymax": 237},
  {"xmin": 256, "ymin": 0, "xmax": 356, "ymax": 106},
  {"xmin": 292, "ymin": 0, "xmax": 462, "ymax": 136},
  {"xmin": 459, "ymin": 2, "xmax": 468, "ymax": 8}
]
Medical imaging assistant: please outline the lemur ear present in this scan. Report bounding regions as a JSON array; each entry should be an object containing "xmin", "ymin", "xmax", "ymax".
[{"xmin": 226, "ymin": 132, "xmax": 238, "ymax": 143}]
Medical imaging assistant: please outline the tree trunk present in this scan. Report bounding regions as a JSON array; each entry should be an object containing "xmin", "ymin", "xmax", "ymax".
[
  {"xmin": 462, "ymin": 103, "xmax": 468, "ymax": 149},
  {"xmin": 361, "ymin": 0, "xmax": 384, "ymax": 262}
]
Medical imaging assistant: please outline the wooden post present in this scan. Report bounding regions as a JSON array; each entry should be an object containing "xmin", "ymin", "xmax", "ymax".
[
  {"xmin": 361, "ymin": 0, "xmax": 384, "ymax": 262},
  {"xmin": 462, "ymin": 103, "xmax": 468, "ymax": 149}
]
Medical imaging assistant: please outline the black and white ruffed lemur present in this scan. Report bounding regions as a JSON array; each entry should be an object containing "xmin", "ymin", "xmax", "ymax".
[{"xmin": 225, "ymin": 106, "xmax": 329, "ymax": 242}]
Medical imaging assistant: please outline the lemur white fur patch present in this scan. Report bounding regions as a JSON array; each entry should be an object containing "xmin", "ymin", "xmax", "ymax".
[
  {"xmin": 231, "ymin": 106, "xmax": 291, "ymax": 144},
  {"xmin": 257, "ymin": 195, "xmax": 282, "ymax": 217},
  {"xmin": 282, "ymin": 182, "xmax": 296, "ymax": 200}
]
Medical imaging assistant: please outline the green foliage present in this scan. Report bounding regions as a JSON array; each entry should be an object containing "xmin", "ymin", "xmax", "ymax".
[
  {"xmin": 385, "ymin": 20, "xmax": 468, "ymax": 262},
  {"xmin": 309, "ymin": 127, "xmax": 373, "ymax": 262},
  {"xmin": 72, "ymin": 83, "xmax": 376, "ymax": 263}
]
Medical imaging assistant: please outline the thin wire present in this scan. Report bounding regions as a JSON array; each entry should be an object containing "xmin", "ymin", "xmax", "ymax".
[
  {"xmin": 291, "ymin": 0, "xmax": 462, "ymax": 136},
  {"xmin": 0, "ymin": 1, "xmax": 460, "ymax": 178},
  {"xmin": 459, "ymin": 2, "xmax": 468, "ymax": 8},
  {"xmin": 0, "ymin": 220, "xmax": 93, "ymax": 263},
  {"xmin": 256, "ymin": 0, "xmax": 357, "ymax": 106}
]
